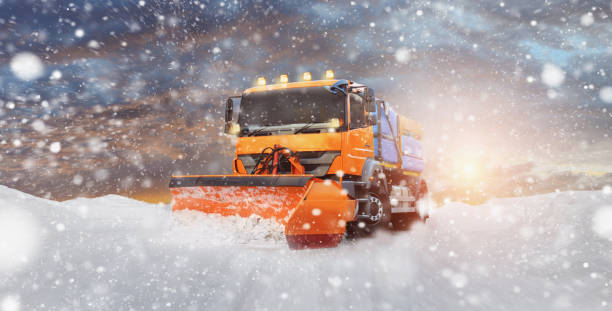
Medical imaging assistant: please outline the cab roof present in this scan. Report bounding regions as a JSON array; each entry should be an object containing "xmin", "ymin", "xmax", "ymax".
[{"xmin": 243, "ymin": 79, "xmax": 345, "ymax": 94}]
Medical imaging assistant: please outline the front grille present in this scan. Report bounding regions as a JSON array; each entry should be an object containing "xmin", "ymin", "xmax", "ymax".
[{"xmin": 238, "ymin": 151, "xmax": 340, "ymax": 176}]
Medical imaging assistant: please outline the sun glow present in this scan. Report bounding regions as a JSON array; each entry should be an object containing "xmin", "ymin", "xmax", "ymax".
[
  {"xmin": 461, "ymin": 163, "xmax": 478, "ymax": 179},
  {"xmin": 432, "ymin": 143, "xmax": 502, "ymax": 204},
  {"xmin": 450, "ymin": 152, "xmax": 487, "ymax": 183}
]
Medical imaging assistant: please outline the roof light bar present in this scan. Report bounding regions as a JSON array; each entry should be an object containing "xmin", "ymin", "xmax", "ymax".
[
  {"xmin": 303, "ymin": 72, "xmax": 312, "ymax": 81},
  {"xmin": 325, "ymin": 69, "xmax": 335, "ymax": 80},
  {"xmin": 257, "ymin": 77, "xmax": 266, "ymax": 86}
]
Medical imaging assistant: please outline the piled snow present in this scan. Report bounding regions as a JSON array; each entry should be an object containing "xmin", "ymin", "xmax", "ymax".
[
  {"xmin": 0, "ymin": 295, "xmax": 20, "ymax": 311},
  {"xmin": 0, "ymin": 208, "xmax": 41, "ymax": 273},
  {"xmin": 167, "ymin": 211, "xmax": 285, "ymax": 247},
  {"xmin": 9, "ymin": 52, "xmax": 44, "ymax": 81},
  {"xmin": 0, "ymin": 185, "xmax": 611, "ymax": 310}
]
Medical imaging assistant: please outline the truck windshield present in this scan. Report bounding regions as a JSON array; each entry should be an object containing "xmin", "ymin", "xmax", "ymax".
[{"xmin": 238, "ymin": 86, "xmax": 346, "ymax": 134}]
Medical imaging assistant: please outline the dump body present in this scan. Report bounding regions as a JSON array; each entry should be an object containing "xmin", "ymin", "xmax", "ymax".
[{"xmin": 170, "ymin": 79, "xmax": 426, "ymax": 249}]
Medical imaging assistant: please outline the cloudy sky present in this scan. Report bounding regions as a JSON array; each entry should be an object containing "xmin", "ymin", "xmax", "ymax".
[{"xmin": 1, "ymin": 0, "xmax": 611, "ymax": 203}]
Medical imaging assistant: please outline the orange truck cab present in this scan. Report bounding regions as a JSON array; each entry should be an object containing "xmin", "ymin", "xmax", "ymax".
[{"xmin": 169, "ymin": 76, "xmax": 428, "ymax": 249}]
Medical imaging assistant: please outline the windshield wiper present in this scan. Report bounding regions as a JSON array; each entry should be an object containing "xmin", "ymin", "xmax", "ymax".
[
  {"xmin": 247, "ymin": 126, "xmax": 269, "ymax": 137},
  {"xmin": 294, "ymin": 122, "xmax": 317, "ymax": 134}
]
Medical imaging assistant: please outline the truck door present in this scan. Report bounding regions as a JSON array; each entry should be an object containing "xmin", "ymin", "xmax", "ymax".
[{"xmin": 344, "ymin": 93, "xmax": 374, "ymax": 175}]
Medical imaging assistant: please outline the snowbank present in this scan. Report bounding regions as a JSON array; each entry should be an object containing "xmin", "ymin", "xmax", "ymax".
[{"xmin": 0, "ymin": 185, "xmax": 611, "ymax": 310}]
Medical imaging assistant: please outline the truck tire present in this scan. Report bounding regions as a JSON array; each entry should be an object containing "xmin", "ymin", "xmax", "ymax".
[
  {"xmin": 368, "ymin": 192, "xmax": 391, "ymax": 225},
  {"xmin": 345, "ymin": 192, "xmax": 390, "ymax": 239}
]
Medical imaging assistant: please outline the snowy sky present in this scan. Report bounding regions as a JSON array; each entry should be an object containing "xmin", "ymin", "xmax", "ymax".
[{"xmin": 0, "ymin": 0, "xmax": 611, "ymax": 202}]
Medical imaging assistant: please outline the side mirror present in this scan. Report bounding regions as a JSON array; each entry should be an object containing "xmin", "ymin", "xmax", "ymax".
[
  {"xmin": 224, "ymin": 96, "xmax": 241, "ymax": 134},
  {"xmin": 364, "ymin": 87, "xmax": 375, "ymax": 112},
  {"xmin": 366, "ymin": 112, "xmax": 377, "ymax": 126}
]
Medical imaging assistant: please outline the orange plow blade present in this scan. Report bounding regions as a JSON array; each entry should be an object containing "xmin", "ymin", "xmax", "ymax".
[{"xmin": 169, "ymin": 175, "xmax": 356, "ymax": 249}]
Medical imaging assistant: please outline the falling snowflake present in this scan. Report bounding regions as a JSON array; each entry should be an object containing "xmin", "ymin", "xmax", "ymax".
[
  {"xmin": 592, "ymin": 206, "xmax": 612, "ymax": 240},
  {"xmin": 49, "ymin": 142, "xmax": 61, "ymax": 153},
  {"xmin": 599, "ymin": 86, "xmax": 612, "ymax": 104},
  {"xmin": 10, "ymin": 52, "xmax": 44, "ymax": 81},
  {"xmin": 541, "ymin": 64, "xmax": 565, "ymax": 88}
]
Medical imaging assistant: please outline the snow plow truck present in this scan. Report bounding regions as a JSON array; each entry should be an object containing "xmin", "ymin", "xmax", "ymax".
[{"xmin": 169, "ymin": 71, "xmax": 430, "ymax": 249}]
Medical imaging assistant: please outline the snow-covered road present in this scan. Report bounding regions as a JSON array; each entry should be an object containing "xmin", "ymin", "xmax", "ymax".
[{"xmin": 1, "ymin": 185, "xmax": 611, "ymax": 310}]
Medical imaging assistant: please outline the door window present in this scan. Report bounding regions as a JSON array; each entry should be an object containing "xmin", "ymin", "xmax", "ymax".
[{"xmin": 350, "ymin": 93, "xmax": 365, "ymax": 129}]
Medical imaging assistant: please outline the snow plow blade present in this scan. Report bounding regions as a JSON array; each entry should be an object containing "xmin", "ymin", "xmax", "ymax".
[{"xmin": 169, "ymin": 175, "xmax": 356, "ymax": 249}]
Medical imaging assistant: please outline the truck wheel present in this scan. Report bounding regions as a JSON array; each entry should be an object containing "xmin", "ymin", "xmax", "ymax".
[
  {"xmin": 369, "ymin": 191, "xmax": 392, "ymax": 227},
  {"xmin": 345, "ymin": 192, "xmax": 390, "ymax": 239},
  {"xmin": 367, "ymin": 193, "xmax": 384, "ymax": 223}
]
